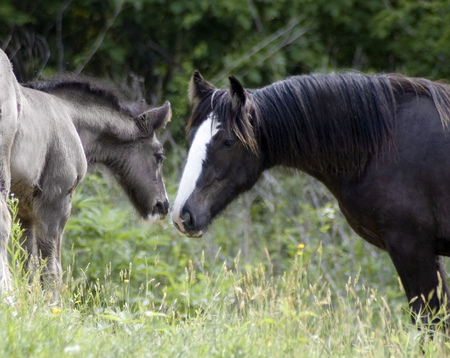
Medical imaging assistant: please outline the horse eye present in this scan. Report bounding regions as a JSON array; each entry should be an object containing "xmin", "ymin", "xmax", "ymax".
[
  {"xmin": 155, "ymin": 153, "xmax": 166, "ymax": 164},
  {"xmin": 223, "ymin": 138, "xmax": 234, "ymax": 148}
]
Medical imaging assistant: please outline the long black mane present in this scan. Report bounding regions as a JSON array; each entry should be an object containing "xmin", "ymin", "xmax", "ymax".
[{"xmin": 190, "ymin": 73, "xmax": 450, "ymax": 176}]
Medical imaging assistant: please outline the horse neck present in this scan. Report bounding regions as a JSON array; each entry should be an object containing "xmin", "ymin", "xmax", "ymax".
[
  {"xmin": 254, "ymin": 89, "xmax": 318, "ymax": 175},
  {"xmin": 55, "ymin": 93, "xmax": 138, "ymax": 163},
  {"xmin": 256, "ymin": 108, "xmax": 344, "ymax": 186},
  {"xmin": 254, "ymin": 75, "xmax": 396, "ymax": 180}
]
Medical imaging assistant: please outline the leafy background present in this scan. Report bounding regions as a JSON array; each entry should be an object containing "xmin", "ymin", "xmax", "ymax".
[{"xmin": 0, "ymin": 0, "xmax": 449, "ymax": 347}]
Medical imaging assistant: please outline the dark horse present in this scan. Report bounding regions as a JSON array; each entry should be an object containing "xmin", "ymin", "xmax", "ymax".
[
  {"xmin": 172, "ymin": 70, "xmax": 450, "ymax": 326},
  {"xmin": 0, "ymin": 49, "xmax": 171, "ymax": 297}
]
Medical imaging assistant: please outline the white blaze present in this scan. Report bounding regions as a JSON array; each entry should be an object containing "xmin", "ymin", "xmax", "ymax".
[{"xmin": 172, "ymin": 116, "xmax": 219, "ymax": 233}]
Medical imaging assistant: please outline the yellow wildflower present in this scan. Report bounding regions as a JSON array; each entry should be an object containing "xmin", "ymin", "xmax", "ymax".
[
  {"xmin": 52, "ymin": 307, "xmax": 62, "ymax": 314},
  {"xmin": 296, "ymin": 243, "xmax": 305, "ymax": 256}
]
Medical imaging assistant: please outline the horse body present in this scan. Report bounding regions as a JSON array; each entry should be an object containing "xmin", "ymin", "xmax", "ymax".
[
  {"xmin": 11, "ymin": 87, "xmax": 86, "ymax": 195},
  {"xmin": 9, "ymin": 86, "xmax": 88, "ymax": 287},
  {"xmin": 172, "ymin": 70, "xmax": 450, "ymax": 326},
  {"xmin": 0, "ymin": 49, "xmax": 171, "ymax": 296},
  {"xmin": 332, "ymin": 93, "xmax": 450, "ymax": 318},
  {"xmin": 0, "ymin": 49, "xmax": 21, "ymax": 291},
  {"xmin": 333, "ymin": 93, "xmax": 450, "ymax": 251}
]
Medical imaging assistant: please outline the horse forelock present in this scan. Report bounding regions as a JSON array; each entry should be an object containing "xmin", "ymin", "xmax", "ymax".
[{"xmin": 187, "ymin": 89, "xmax": 259, "ymax": 153}]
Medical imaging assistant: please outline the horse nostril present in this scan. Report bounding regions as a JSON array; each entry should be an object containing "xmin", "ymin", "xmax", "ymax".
[
  {"xmin": 155, "ymin": 200, "xmax": 169, "ymax": 216},
  {"xmin": 163, "ymin": 200, "xmax": 169, "ymax": 214},
  {"xmin": 180, "ymin": 210, "xmax": 192, "ymax": 227}
]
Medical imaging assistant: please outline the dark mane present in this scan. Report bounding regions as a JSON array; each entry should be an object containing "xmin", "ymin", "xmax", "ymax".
[
  {"xmin": 189, "ymin": 73, "xmax": 450, "ymax": 176},
  {"xmin": 25, "ymin": 74, "xmax": 134, "ymax": 116}
]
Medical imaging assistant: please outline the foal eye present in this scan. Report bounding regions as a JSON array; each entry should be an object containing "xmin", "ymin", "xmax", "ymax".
[{"xmin": 155, "ymin": 153, "xmax": 166, "ymax": 164}]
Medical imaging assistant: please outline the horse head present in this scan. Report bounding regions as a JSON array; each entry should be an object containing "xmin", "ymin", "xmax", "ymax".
[
  {"xmin": 172, "ymin": 71, "xmax": 265, "ymax": 237},
  {"xmin": 25, "ymin": 77, "xmax": 173, "ymax": 222},
  {"xmin": 110, "ymin": 100, "xmax": 171, "ymax": 222}
]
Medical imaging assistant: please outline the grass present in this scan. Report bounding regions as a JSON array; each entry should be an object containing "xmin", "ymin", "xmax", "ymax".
[
  {"xmin": 1, "ymin": 247, "xmax": 449, "ymax": 357},
  {"xmin": 2, "ymin": 171, "xmax": 450, "ymax": 357}
]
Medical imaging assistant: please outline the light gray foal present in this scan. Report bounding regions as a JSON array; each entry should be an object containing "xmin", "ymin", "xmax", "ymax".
[{"xmin": 0, "ymin": 49, "xmax": 171, "ymax": 298}]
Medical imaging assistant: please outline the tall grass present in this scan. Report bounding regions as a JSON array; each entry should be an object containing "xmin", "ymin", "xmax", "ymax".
[{"xmin": 2, "ymin": 170, "xmax": 450, "ymax": 357}]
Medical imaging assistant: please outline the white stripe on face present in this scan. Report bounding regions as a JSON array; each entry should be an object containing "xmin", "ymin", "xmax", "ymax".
[{"xmin": 172, "ymin": 115, "xmax": 219, "ymax": 233}]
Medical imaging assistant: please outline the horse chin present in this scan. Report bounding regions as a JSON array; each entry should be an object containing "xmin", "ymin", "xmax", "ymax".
[
  {"xmin": 172, "ymin": 220, "xmax": 205, "ymax": 238},
  {"xmin": 186, "ymin": 230, "xmax": 204, "ymax": 238},
  {"xmin": 145, "ymin": 213, "xmax": 165, "ymax": 223}
]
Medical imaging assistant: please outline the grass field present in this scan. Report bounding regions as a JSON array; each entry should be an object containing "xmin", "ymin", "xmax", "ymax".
[{"xmin": 2, "ymin": 170, "xmax": 450, "ymax": 357}]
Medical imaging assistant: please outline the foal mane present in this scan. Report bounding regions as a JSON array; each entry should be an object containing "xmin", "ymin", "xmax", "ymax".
[
  {"xmin": 189, "ymin": 73, "xmax": 450, "ymax": 177},
  {"xmin": 25, "ymin": 75, "xmax": 135, "ymax": 117}
]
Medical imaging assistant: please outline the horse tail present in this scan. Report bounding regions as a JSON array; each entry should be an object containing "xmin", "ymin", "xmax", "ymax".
[{"xmin": 388, "ymin": 75, "xmax": 450, "ymax": 130}]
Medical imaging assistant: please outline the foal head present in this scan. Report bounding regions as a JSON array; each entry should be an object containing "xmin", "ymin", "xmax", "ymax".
[
  {"xmin": 27, "ymin": 77, "xmax": 172, "ymax": 221},
  {"xmin": 172, "ymin": 71, "xmax": 265, "ymax": 237},
  {"xmin": 110, "ymin": 100, "xmax": 172, "ymax": 222}
]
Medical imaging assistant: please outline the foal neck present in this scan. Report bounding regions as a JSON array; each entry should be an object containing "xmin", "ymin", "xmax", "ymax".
[
  {"xmin": 26, "ymin": 78, "xmax": 140, "ymax": 141},
  {"xmin": 50, "ymin": 90, "xmax": 141, "ymax": 165},
  {"xmin": 55, "ymin": 88, "xmax": 139, "ymax": 139}
]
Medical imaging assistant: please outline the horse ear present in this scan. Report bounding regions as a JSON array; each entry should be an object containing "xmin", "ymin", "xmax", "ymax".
[
  {"xmin": 189, "ymin": 70, "xmax": 216, "ymax": 105},
  {"xmin": 228, "ymin": 75, "xmax": 258, "ymax": 152},
  {"xmin": 228, "ymin": 75, "xmax": 247, "ymax": 110},
  {"xmin": 136, "ymin": 101, "xmax": 171, "ymax": 134}
]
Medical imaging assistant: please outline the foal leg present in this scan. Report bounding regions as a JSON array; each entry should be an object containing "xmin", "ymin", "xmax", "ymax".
[
  {"xmin": 0, "ymin": 126, "xmax": 17, "ymax": 293},
  {"xmin": 15, "ymin": 216, "xmax": 40, "ymax": 282},
  {"xmin": 386, "ymin": 231, "xmax": 449, "ymax": 329},
  {"xmin": 33, "ymin": 195, "xmax": 72, "ymax": 301},
  {"xmin": 0, "ymin": 118, "xmax": 17, "ymax": 292},
  {"xmin": 0, "ymin": 197, "xmax": 11, "ymax": 292}
]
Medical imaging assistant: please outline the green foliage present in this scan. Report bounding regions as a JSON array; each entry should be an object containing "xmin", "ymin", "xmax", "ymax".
[
  {"xmin": 3, "ymin": 0, "xmax": 448, "ymax": 141},
  {"xmin": 1, "ymin": 1, "xmax": 450, "ymax": 355},
  {"xmin": 7, "ymin": 196, "xmax": 27, "ymax": 283},
  {"xmin": 0, "ymin": 2, "xmax": 30, "ymax": 26},
  {"xmin": 1, "ymin": 214, "xmax": 449, "ymax": 357},
  {"xmin": 372, "ymin": 0, "xmax": 450, "ymax": 77},
  {"xmin": 62, "ymin": 167, "xmax": 407, "ymax": 320}
]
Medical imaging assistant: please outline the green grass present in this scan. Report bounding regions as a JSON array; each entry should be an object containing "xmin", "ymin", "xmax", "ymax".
[
  {"xmin": 2, "ymin": 171, "xmax": 450, "ymax": 357},
  {"xmin": 2, "ymin": 247, "xmax": 449, "ymax": 357}
]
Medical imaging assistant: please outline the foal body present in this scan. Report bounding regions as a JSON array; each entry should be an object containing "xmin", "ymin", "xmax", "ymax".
[{"xmin": 0, "ymin": 49, "xmax": 171, "ymax": 295}]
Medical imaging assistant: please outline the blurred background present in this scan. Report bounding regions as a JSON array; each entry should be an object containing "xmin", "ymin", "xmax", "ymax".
[{"xmin": 1, "ymin": 0, "xmax": 449, "ymax": 312}]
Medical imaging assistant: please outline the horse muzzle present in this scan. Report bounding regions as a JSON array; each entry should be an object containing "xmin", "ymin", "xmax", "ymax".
[
  {"xmin": 173, "ymin": 221, "xmax": 204, "ymax": 238},
  {"xmin": 172, "ymin": 206, "xmax": 206, "ymax": 238},
  {"xmin": 147, "ymin": 199, "xmax": 169, "ymax": 222}
]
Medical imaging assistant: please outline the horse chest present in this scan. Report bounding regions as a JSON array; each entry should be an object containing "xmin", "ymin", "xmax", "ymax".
[{"xmin": 337, "ymin": 200, "xmax": 386, "ymax": 250}]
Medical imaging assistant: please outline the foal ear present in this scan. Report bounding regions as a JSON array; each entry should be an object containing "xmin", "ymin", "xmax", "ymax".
[
  {"xmin": 189, "ymin": 70, "xmax": 216, "ymax": 105},
  {"xmin": 228, "ymin": 75, "xmax": 247, "ymax": 110},
  {"xmin": 136, "ymin": 101, "xmax": 172, "ymax": 133}
]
